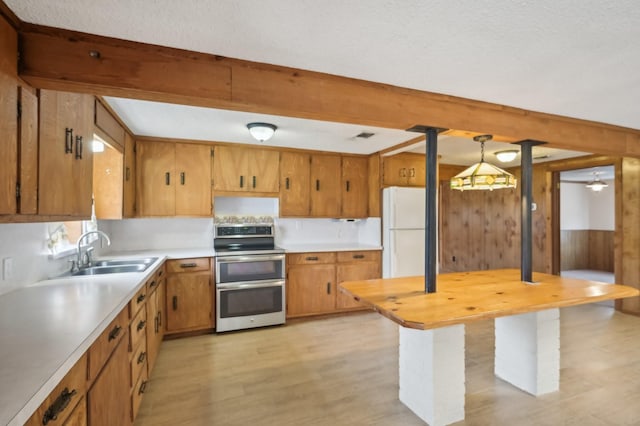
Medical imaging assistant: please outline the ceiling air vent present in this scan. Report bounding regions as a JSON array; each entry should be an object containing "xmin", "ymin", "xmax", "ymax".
[{"xmin": 356, "ymin": 132, "xmax": 375, "ymax": 139}]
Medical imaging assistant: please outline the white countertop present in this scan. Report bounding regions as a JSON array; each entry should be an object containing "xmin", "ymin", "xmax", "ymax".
[
  {"xmin": 0, "ymin": 248, "xmax": 214, "ymax": 426},
  {"xmin": 280, "ymin": 243, "xmax": 382, "ymax": 253}
]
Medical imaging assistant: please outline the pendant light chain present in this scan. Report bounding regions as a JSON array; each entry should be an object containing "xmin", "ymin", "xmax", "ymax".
[{"xmin": 480, "ymin": 141, "xmax": 485, "ymax": 162}]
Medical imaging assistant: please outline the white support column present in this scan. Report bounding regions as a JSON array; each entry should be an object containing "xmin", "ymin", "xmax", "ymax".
[
  {"xmin": 494, "ymin": 308, "xmax": 560, "ymax": 396},
  {"xmin": 399, "ymin": 324, "xmax": 465, "ymax": 426}
]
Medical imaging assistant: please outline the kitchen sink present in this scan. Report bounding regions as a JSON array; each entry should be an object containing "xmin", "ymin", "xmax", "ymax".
[
  {"xmin": 67, "ymin": 257, "xmax": 158, "ymax": 276},
  {"xmin": 92, "ymin": 257, "xmax": 158, "ymax": 267}
]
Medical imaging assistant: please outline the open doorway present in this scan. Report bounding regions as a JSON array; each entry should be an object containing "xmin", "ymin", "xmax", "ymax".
[{"xmin": 556, "ymin": 165, "xmax": 615, "ymax": 302}]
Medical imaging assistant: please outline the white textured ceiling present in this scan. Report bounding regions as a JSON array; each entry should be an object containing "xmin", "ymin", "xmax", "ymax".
[
  {"xmin": 7, "ymin": 0, "xmax": 640, "ymax": 131},
  {"xmin": 561, "ymin": 165, "xmax": 615, "ymax": 182}
]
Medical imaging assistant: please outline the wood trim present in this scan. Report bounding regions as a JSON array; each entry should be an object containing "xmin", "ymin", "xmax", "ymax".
[
  {"xmin": 0, "ymin": 1, "xmax": 20, "ymax": 30},
  {"xmin": 16, "ymin": 24, "xmax": 640, "ymax": 157},
  {"xmin": 378, "ymin": 135, "xmax": 424, "ymax": 156}
]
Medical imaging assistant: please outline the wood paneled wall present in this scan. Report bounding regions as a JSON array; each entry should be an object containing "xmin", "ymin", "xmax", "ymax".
[
  {"xmin": 560, "ymin": 230, "xmax": 614, "ymax": 272},
  {"xmin": 619, "ymin": 158, "xmax": 640, "ymax": 313}
]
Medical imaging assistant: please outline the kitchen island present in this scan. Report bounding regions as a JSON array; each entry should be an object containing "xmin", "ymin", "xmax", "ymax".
[{"xmin": 339, "ymin": 269, "xmax": 639, "ymax": 426}]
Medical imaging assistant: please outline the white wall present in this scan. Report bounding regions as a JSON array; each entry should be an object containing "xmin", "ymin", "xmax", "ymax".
[
  {"xmin": 275, "ymin": 218, "xmax": 381, "ymax": 247},
  {"xmin": 560, "ymin": 181, "xmax": 614, "ymax": 231}
]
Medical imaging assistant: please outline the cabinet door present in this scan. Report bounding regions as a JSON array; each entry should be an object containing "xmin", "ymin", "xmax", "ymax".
[
  {"xmin": 287, "ymin": 264, "xmax": 336, "ymax": 317},
  {"xmin": 136, "ymin": 140, "xmax": 176, "ymax": 216},
  {"xmin": 0, "ymin": 18, "xmax": 17, "ymax": 214},
  {"xmin": 146, "ymin": 286, "xmax": 159, "ymax": 372},
  {"xmin": 175, "ymin": 143, "xmax": 212, "ymax": 215},
  {"xmin": 18, "ymin": 86, "xmax": 38, "ymax": 215},
  {"xmin": 212, "ymin": 145, "xmax": 248, "ymax": 192},
  {"xmin": 280, "ymin": 151, "xmax": 310, "ymax": 216},
  {"xmin": 310, "ymin": 155, "xmax": 342, "ymax": 217},
  {"xmin": 336, "ymin": 261, "xmax": 380, "ymax": 309},
  {"xmin": 341, "ymin": 156, "xmax": 369, "ymax": 218},
  {"xmin": 122, "ymin": 133, "xmax": 136, "ymax": 217},
  {"xmin": 407, "ymin": 155, "xmax": 426, "ymax": 186},
  {"xmin": 248, "ymin": 148, "xmax": 279, "ymax": 192},
  {"xmin": 39, "ymin": 90, "xmax": 94, "ymax": 216},
  {"xmin": 166, "ymin": 272, "xmax": 213, "ymax": 333},
  {"xmin": 87, "ymin": 334, "xmax": 131, "ymax": 426},
  {"xmin": 382, "ymin": 155, "xmax": 408, "ymax": 187}
]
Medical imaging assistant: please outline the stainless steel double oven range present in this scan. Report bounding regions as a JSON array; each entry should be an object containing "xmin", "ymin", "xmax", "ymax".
[{"xmin": 214, "ymin": 223, "xmax": 285, "ymax": 332}]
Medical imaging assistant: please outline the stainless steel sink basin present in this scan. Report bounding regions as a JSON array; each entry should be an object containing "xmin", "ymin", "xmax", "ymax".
[
  {"xmin": 92, "ymin": 257, "xmax": 158, "ymax": 267},
  {"xmin": 71, "ymin": 264, "xmax": 150, "ymax": 276}
]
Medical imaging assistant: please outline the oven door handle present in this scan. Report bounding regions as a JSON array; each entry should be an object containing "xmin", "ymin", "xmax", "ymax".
[
  {"xmin": 216, "ymin": 254, "xmax": 285, "ymax": 263},
  {"xmin": 217, "ymin": 280, "xmax": 285, "ymax": 290}
]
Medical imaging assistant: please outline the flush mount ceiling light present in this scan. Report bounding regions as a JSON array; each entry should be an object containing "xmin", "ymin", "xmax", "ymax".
[
  {"xmin": 585, "ymin": 172, "xmax": 608, "ymax": 192},
  {"xmin": 247, "ymin": 122, "xmax": 277, "ymax": 142},
  {"xmin": 450, "ymin": 135, "xmax": 518, "ymax": 191},
  {"xmin": 495, "ymin": 149, "xmax": 518, "ymax": 163}
]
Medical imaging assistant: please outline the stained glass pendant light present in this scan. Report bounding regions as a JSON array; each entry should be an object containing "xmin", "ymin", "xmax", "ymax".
[{"xmin": 450, "ymin": 135, "xmax": 518, "ymax": 191}]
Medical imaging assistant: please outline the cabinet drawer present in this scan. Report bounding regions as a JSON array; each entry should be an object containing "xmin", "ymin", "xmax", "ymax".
[
  {"xmin": 287, "ymin": 252, "xmax": 336, "ymax": 265},
  {"xmin": 131, "ymin": 367, "xmax": 149, "ymax": 421},
  {"xmin": 62, "ymin": 397, "xmax": 87, "ymax": 426},
  {"xmin": 129, "ymin": 305, "xmax": 147, "ymax": 351},
  {"xmin": 337, "ymin": 251, "xmax": 381, "ymax": 263},
  {"xmin": 130, "ymin": 339, "xmax": 147, "ymax": 389},
  {"xmin": 166, "ymin": 258, "xmax": 210, "ymax": 273},
  {"xmin": 128, "ymin": 285, "xmax": 147, "ymax": 318},
  {"xmin": 147, "ymin": 265, "xmax": 165, "ymax": 293},
  {"xmin": 88, "ymin": 307, "xmax": 128, "ymax": 382},
  {"xmin": 25, "ymin": 354, "xmax": 87, "ymax": 426}
]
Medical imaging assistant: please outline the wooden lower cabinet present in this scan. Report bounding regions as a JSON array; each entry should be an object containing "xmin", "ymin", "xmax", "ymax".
[
  {"xmin": 87, "ymin": 328, "xmax": 131, "ymax": 426},
  {"xmin": 63, "ymin": 398, "xmax": 87, "ymax": 426},
  {"xmin": 286, "ymin": 250, "xmax": 381, "ymax": 317},
  {"xmin": 165, "ymin": 258, "xmax": 214, "ymax": 334}
]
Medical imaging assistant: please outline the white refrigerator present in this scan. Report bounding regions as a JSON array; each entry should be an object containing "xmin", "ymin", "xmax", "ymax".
[{"xmin": 382, "ymin": 186, "xmax": 436, "ymax": 278}]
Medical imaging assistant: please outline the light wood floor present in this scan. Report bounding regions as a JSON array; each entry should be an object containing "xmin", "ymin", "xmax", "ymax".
[{"xmin": 136, "ymin": 305, "xmax": 640, "ymax": 425}]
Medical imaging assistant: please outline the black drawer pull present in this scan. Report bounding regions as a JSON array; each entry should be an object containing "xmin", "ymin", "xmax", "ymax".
[
  {"xmin": 285, "ymin": 177, "xmax": 290, "ymax": 189},
  {"xmin": 137, "ymin": 293, "xmax": 146, "ymax": 304},
  {"xmin": 316, "ymin": 179, "xmax": 320, "ymax": 191},
  {"xmin": 108, "ymin": 325, "xmax": 122, "ymax": 341},
  {"xmin": 158, "ymin": 270, "xmax": 164, "ymax": 277},
  {"xmin": 137, "ymin": 320, "xmax": 146, "ymax": 331},
  {"xmin": 305, "ymin": 256, "xmax": 319, "ymax": 261},
  {"xmin": 125, "ymin": 167, "xmax": 131, "ymax": 181},
  {"xmin": 240, "ymin": 175, "xmax": 244, "ymax": 188},
  {"xmin": 346, "ymin": 180, "xmax": 350, "ymax": 192},
  {"xmin": 326, "ymin": 282, "xmax": 331, "ymax": 294},
  {"xmin": 165, "ymin": 172, "xmax": 170, "ymax": 185},
  {"xmin": 180, "ymin": 263, "xmax": 197, "ymax": 268},
  {"xmin": 180, "ymin": 172, "xmax": 185, "ymax": 185},
  {"xmin": 75, "ymin": 135, "xmax": 83, "ymax": 160},
  {"xmin": 139, "ymin": 380, "xmax": 148, "ymax": 395},
  {"xmin": 353, "ymin": 254, "xmax": 365, "ymax": 259},
  {"xmin": 400, "ymin": 168, "xmax": 406, "ymax": 177},
  {"xmin": 409, "ymin": 168, "xmax": 416, "ymax": 177},
  {"xmin": 42, "ymin": 387, "xmax": 77, "ymax": 425},
  {"xmin": 252, "ymin": 175, "xmax": 256, "ymax": 188},
  {"xmin": 173, "ymin": 296, "xmax": 178, "ymax": 310},
  {"xmin": 65, "ymin": 128, "xmax": 73, "ymax": 154},
  {"xmin": 148, "ymin": 280, "xmax": 157, "ymax": 289},
  {"xmin": 137, "ymin": 351, "xmax": 147, "ymax": 364}
]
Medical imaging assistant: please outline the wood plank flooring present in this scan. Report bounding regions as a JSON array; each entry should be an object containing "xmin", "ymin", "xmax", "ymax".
[{"xmin": 135, "ymin": 305, "xmax": 640, "ymax": 425}]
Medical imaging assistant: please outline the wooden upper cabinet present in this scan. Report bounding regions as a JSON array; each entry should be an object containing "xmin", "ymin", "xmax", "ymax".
[
  {"xmin": 310, "ymin": 154, "xmax": 342, "ymax": 217},
  {"xmin": 213, "ymin": 145, "xmax": 279, "ymax": 194},
  {"xmin": 0, "ymin": 18, "xmax": 18, "ymax": 215},
  {"xmin": 137, "ymin": 141, "xmax": 211, "ymax": 217},
  {"xmin": 122, "ymin": 132, "xmax": 136, "ymax": 217},
  {"xmin": 38, "ymin": 90, "xmax": 94, "ymax": 217},
  {"xmin": 341, "ymin": 156, "xmax": 369, "ymax": 218},
  {"xmin": 383, "ymin": 152, "xmax": 426, "ymax": 187},
  {"xmin": 279, "ymin": 151, "xmax": 310, "ymax": 216},
  {"xmin": 18, "ymin": 86, "xmax": 39, "ymax": 215}
]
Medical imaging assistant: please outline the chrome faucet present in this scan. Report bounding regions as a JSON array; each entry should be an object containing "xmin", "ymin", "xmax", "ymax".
[{"xmin": 76, "ymin": 230, "xmax": 111, "ymax": 270}]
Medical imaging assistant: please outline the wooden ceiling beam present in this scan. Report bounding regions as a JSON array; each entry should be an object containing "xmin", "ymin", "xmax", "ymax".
[{"xmin": 17, "ymin": 23, "xmax": 640, "ymax": 157}]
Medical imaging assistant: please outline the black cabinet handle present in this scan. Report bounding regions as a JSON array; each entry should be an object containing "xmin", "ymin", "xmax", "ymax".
[
  {"xmin": 158, "ymin": 270, "xmax": 164, "ymax": 277},
  {"xmin": 353, "ymin": 254, "xmax": 365, "ymax": 259},
  {"xmin": 346, "ymin": 180, "xmax": 350, "ymax": 192},
  {"xmin": 75, "ymin": 135, "xmax": 83, "ymax": 159},
  {"xmin": 136, "ymin": 293, "xmax": 146, "ymax": 304},
  {"xmin": 326, "ymin": 282, "xmax": 331, "ymax": 294},
  {"xmin": 180, "ymin": 172, "xmax": 185, "ymax": 185},
  {"xmin": 65, "ymin": 128, "xmax": 73, "ymax": 154},
  {"xmin": 409, "ymin": 168, "xmax": 416, "ymax": 177},
  {"xmin": 305, "ymin": 256, "xmax": 319, "ymax": 261},
  {"xmin": 240, "ymin": 175, "xmax": 244, "ymax": 188},
  {"xmin": 148, "ymin": 280, "xmax": 157, "ymax": 289},
  {"xmin": 139, "ymin": 380, "xmax": 148, "ymax": 395},
  {"xmin": 158, "ymin": 311, "xmax": 162, "ymax": 328},
  {"xmin": 155, "ymin": 315, "xmax": 159, "ymax": 333},
  {"xmin": 42, "ymin": 387, "xmax": 77, "ymax": 425},
  {"xmin": 172, "ymin": 296, "xmax": 178, "ymax": 310},
  {"xmin": 316, "ymin": 179, "xmax": 320, "ymax": 191},
  {"xmin": 108, "ymin": 325, "xmax": 122, "ymax": 341},
  {"xmin": 137, "ymin": 351, "xmax": 147, "ymax": 364},
  {"xmin": 285, "ymin": 177, "xmax": 290, "ymax": 189},
  {"xmin": 137, "ymin": 320, "xmax": 146, "ymax": 331},
  {"xmin": 252, "ymin": 176, "xmax": 256, "ymax": 188},
  {"xmin": 180, "ymin": 263, "xmax": 197, "ymax": 268},
  {"xmin": 125, "ymin": 167, "xmax": 131, "ymax": 181},
  {"xmin": 165, "ymin": 172, "xmax": 170, "ymax": 185},
  {"xmin": 400, "ymin": 168, "xmax": 406, "ymax": 177}
]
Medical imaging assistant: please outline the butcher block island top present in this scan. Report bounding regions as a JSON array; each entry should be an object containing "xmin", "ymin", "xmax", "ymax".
[{"xmin": 339, "ymin": 269, "xmax": 640, "ymax": 330}]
